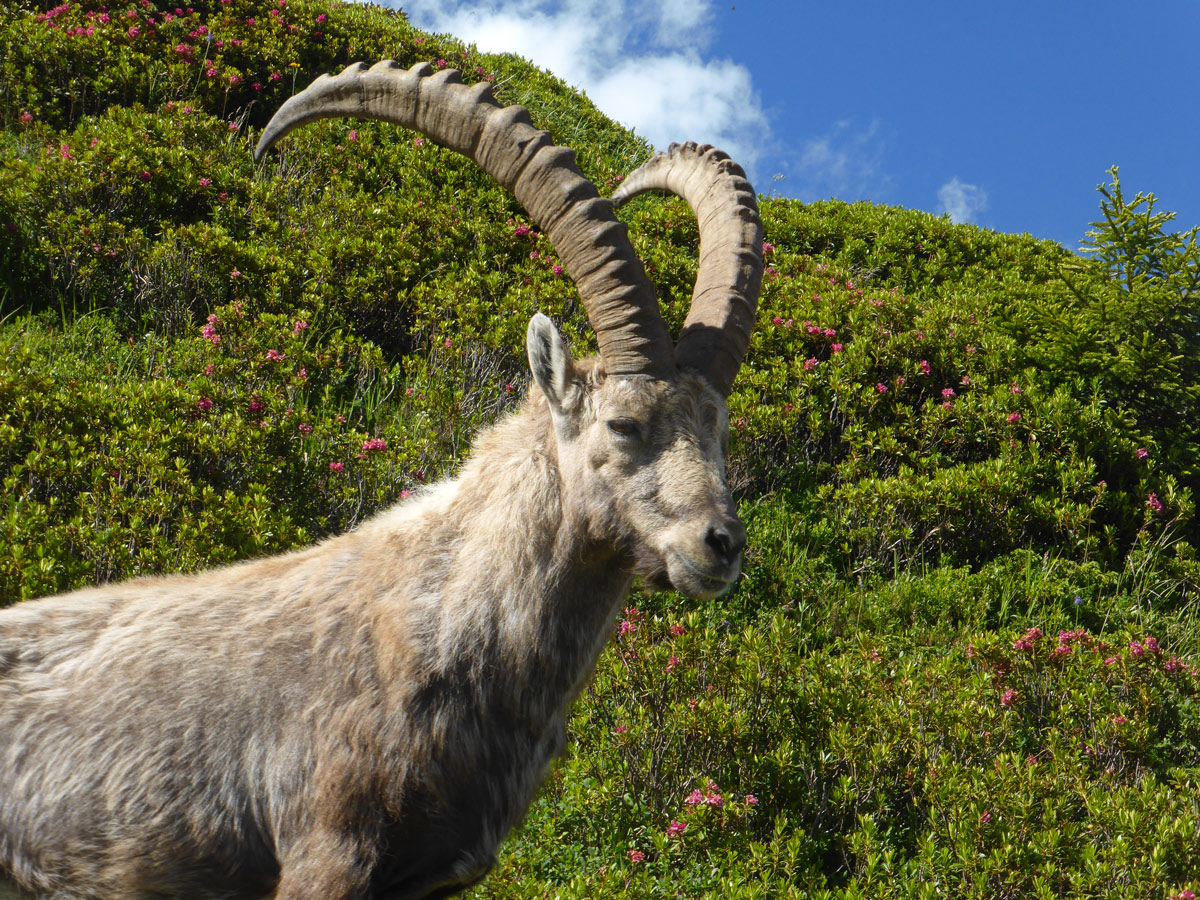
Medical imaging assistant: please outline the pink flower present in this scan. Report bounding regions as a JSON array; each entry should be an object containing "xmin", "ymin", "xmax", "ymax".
[
  {"xmin": 1130, "ymin": 640, "xmax": 1145, "ymax": 658},
  {"xmin": 980, "ymin": 810, "xmax": 993, "ymax": 824},
  {"xmin": 248, "ymin": 399, "xmax": 264, "ymax": 413},
  {"xmin": 803, "ymin": 357, "xmax": 818, "ymax": 371},
  {"xmin": 614, "ymin": 724, "xmax": 627, "ymax": 734},
  {"xmin": 618, "ymin": 619, "xmax": 637, "ymax": 638},
  {"xmin": 1104, "ymin": 656, "xmax": 1118, "ymax": 666},
  {"xmin": 771, "ymin": 316, "xmax": 782, "ymax": 325},
  {"xmin": 18, "ymin": 111, "xmax": 32, "ymax": 125},
  {"xmin": 400, "ymin": 489, "xmax": 413, "ymax": 499},
  {"xmin": 205, "ymin": 67, "xmax": 218, "ymax": 78},
  {"xmin": 298, "ymin": 423, "xmax": 313, "ymax": 434},
  {"xmin": 436, "ymin": 58, "xmax": 447, "ymax": 68},
  {"xmin": 1010, "ymin": 383, "xmax": 1023, "ymax": 394},
  {"xmin": 229, "ymin": 268, "xmax": 241, "ymax": 279},
  {"xmin": 348, "ymin": 129, "xmax": 359, "ymax": 142},
  {"xmin": 1112, "ymin": 715, "xmax": 1128, "ymax": 725},
  {"xmin": 293, "ymin": 319, "xmax": 309, "ymax": 335},
  {"xmin": 1013, "ymin": 627, "xmax": 1042, "ymax": 652},
  {"xmin": 1000, "ymin": 688, "xmax": 1016, "ymax": 707},
  {"xmin": 665, "ymin": 820, "xmax": 686, "ymax": 838},
  {"xmin": 745, "ymin": 794, "xmax": 758, "ymax": 806},
  {"xmin": 513, "ymin": 224, "xmax": 531, "ymax": 237},
  {"xmin": 762, "ymin": 241, "xmax": 775, "ymax": 253},
  {"xmin": 665, "ymin": 655, "xmax": 680, "ymax": 672},
  {"xmin": 1007, "ymin": 412, "xmax": 1021, "ymax": 423},
  {"xmin": 265, "ymin": 349, "xmax": 285, "ymax": 362},
  {"xmin": 361, "ymin": 438, "xmax": 387, "ymax": 453},
  {"xmin": 684, "ymin": 789, "xmax": 704, "ymax": 806},
  {"xmin": 669, "ymin": 624, "xmax": 686, "ymax": 637},
  {"xmin": 1136, "ymin": 447, "xmax": 1149, "ymax": 459},
  {"xmin": 1165, "ymin": 656, "xmax": 1185, "ymax": 674},
  {"xmin": 196, "ymin": 397, "xmax": 213, "ymax": 412},
  {"xmin": 919, "ymin": 359, "xmax": 931, "ymax": 376},
  {"xmin": 1146, "ymin": 493, "xmax": 1164, "ymax": 515},
  {"xmin": 198, "ymin": 176, "xmax": 211, "ymax": 187},
  {"xmin": 316, "ymin": 13, "xmax": 327, "ymax": 22},
  {"xmin": 876, "ymin": 383, "xmax": 888, "ymax": 394},
  {"xmin": 941, "ymin": 387, "xmax": 955, "ymax": 399},
  {"xmin": 627, "ymin": 849, "xmax": 645, "ymax": 863},
  {"xmin": 1144, "ymin": 636, "xmax": 1161, "ymax": 655},
  {"xmin": 551, "ymin": 264, "xmax": 564, "ymax": 275},
  {"xmin": 831, "ymin": 343, "xmax": 844, "ymax": 354}
]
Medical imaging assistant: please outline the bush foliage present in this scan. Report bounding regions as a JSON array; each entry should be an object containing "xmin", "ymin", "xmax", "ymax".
[{"xmin": 2, "ymin": 1, "xmax": 1200, "ymax": 897}]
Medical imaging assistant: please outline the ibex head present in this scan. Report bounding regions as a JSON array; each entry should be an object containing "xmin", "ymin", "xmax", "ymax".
[{"xmin": 256, "ymin": 62, "xmax": 762, "ymax": 599}]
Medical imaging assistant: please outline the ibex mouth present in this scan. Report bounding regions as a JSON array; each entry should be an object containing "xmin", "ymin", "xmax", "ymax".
[{"xmin": 666, "ymin": 552, "xmax": 741, "ymax": 600}]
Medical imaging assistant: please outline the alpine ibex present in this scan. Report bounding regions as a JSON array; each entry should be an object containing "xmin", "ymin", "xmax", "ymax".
[{"xmin": 0, "ymin": 61, "xmax": 762, "ymax": 900}]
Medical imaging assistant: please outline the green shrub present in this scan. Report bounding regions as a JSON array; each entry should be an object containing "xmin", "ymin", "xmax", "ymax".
[{"xmin": 2, "ymin": 1, "xmax": 1199, "ymax": 897}]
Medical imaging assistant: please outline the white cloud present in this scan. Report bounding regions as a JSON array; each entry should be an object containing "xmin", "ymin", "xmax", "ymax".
[
  {"xmin": 789, "ymin": 119, "xmax": 888, "ymax": 202},
  {"xmin": 937, "ymin": 177, "xmax": 988, "ymax": 224},
  {"xmin": 388, "ymin": 0, "xmax": 770, "ymax": 176}
]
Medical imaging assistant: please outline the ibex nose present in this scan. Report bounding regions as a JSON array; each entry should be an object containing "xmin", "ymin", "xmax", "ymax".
[{"xmin": 705, "ymin": 517, "xmax": 746, "ymax": 566}]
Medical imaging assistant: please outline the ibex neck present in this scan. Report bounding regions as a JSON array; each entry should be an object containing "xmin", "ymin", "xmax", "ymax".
[{"xmin": 368, "ymin": 398, "xmax": 631, "ymax": 722}]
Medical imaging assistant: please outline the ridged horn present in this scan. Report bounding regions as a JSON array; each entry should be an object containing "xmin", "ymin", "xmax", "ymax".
[
  {"xmin": 255, "ymin": 61, "xmax": 675, "ymax": 378},
  {"xmin": 612, "ymin": 141, "xmax": 762, "ymax": 397}
]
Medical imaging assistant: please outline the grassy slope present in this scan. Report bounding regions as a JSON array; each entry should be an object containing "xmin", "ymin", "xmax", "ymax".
[{"xmin": 2, "ymin": 1, "xmax": 1199, "ymax": 898}]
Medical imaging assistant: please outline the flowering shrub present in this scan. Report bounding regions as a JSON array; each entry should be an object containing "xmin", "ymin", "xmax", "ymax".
[{"xmin": 1, "ymin": 1, "xmax": 1199, "ymax": 898}]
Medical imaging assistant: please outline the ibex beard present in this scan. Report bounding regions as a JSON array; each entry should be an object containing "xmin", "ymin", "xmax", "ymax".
[{"xmin": 0, "ymin": 60, "xmax": 761, "ymax": 900}]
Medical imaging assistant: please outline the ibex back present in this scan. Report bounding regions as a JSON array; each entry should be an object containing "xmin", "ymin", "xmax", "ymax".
[{"xmin": 0, "ymin": 61, "xmax": 762, "ymax": 900}]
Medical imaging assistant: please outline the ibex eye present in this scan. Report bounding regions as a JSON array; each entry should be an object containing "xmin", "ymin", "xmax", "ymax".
[{"xmin": 607, "ymin": 418, "xmax": 639, "ymax": 438}]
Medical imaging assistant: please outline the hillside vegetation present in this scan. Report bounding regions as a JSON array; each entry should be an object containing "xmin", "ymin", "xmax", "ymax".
[{"xmin": 3, "ymin": 1, "xmax": 1200, "ymax": 897}]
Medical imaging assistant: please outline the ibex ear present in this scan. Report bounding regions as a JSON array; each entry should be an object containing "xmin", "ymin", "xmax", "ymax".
[{"xmin": 527, "ymin": 313, "xmax": 581, "ymax": 416}]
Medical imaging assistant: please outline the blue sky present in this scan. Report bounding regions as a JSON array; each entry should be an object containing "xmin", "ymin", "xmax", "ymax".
[{"xmin": 388, "ymin": 1, "xmax": 1199, "ymax": 249}]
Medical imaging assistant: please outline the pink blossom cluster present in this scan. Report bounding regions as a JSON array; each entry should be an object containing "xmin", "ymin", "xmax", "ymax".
[
  {"xmin": 684, "ymin": 781, "xmax": 725, "ymax": 808},
  {"xmin": 1129, "ymin": 636, "xmax": 1161, "ymax": 658},
  {"xmin": 618, "ymin": 606, "xmax": 641, "ymax": 638},
  {"xmin": 201, "ymin": 313, "xmax": 221, "ymax": 346},
  {"xmin": 1012, "ymin": 626, "xmax": 1042, "ymax": 652},
  {"xmin": 360, "ymin": 438, "xmax": 387, "ymax": 453}
]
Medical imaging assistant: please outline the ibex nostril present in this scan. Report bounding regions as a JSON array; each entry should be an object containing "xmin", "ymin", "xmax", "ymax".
[{"xmin": 706, "ymin": 519, "xmax": 746, "ymax": 564}]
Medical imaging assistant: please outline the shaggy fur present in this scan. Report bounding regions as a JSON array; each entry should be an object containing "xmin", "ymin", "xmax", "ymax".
[{"xmin": 0, "ymin": 319, "xmax": 744, "ymax": 900}]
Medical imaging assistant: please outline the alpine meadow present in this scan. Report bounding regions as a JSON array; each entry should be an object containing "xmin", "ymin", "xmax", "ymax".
[{"xmin": 2, "ymin": 1, "xmax": 1200, "ymax": 899}]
